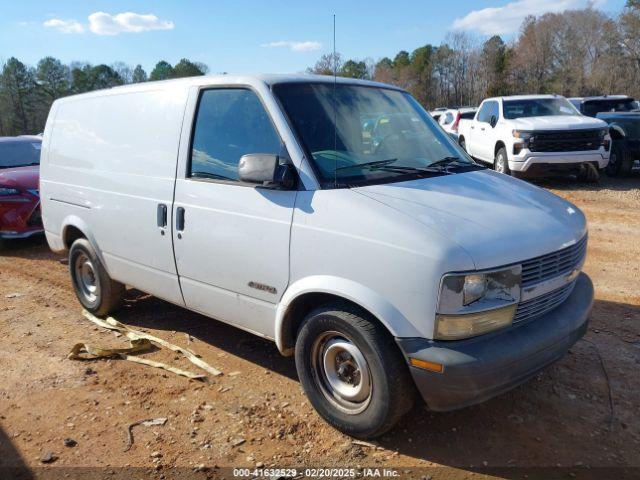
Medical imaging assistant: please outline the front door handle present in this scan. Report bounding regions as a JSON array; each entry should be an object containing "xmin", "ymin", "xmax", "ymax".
[
  {"xmin": 176, "ymin": 207, "xmax": 185, "ymax": 232},
  {"xmin": 157, "ymin": 204, "xmax": 167, "ymax": 228}
]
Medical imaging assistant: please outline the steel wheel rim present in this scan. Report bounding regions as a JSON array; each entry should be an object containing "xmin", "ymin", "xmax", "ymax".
[
  {"xmin": 74, "ymin": 252, "xmax": 99, "ymax": 303},
  {"xmin": 496, "ymin": 154, "xmax": 506, "ymax": 173},
  {"xmin": 311, "ymin": 331, "xmax": 372, "ymax": 414}
]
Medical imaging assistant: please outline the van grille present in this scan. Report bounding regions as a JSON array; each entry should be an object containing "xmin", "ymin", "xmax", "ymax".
[
  {"xmin": 515, "ymin": 281, "xmax": 575, "ymax": 324},
  {"xmin": 521, "ymin": 236, "xmax": 587, "ymax": 288},
  {"xmin": 529, "ymin": 129, "xmax": 602, "ymax": 152}
]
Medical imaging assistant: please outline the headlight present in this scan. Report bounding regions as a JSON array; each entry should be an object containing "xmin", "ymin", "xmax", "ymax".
[
  {"xmin": 512, "ymin": 130, "xmax": 534, "ymax": 140},
  {"xmin": 0, "ymin": 187, "xmax": 20, "ymax": 196},
  {"xmin": 436, "ymin": 266, "xmax": 521, "ymax": 340},
  {"xmin": 463, "ymin": 274, "xmax": 487, "ymax": 305},
  {"xmin": 598, "ymin": 127, "xmax": 609, "ymax": 146}
]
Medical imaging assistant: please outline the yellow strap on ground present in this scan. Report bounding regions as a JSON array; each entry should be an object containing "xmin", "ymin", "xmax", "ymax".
[
  {"xmin": 68, "ymin": 310, "xmax": 222, "ymax": 380},
  {"xmin": 67, "ymin": 340, "xmax": 207, "ymax": 381},
  {"xmin": 68, "ymin": 337, "xmax": 152, "ymax": 358},
  {"xmin": 81, "ymin": 310, "xmax": 222, "ymax": 376}
]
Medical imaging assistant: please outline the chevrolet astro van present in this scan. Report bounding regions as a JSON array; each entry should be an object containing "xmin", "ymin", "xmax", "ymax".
[{"xmin": 40, "ymin": 75, "xmax": 593, "ymax": 438}]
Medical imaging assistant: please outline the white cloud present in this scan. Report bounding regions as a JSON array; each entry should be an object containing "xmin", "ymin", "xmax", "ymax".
[
  {"xmin": 43, "ymin": 18, "xmax": 85, "ymax": 34},
  {"xmin": 452, "ymin": 0, "xmax": 608, "ymax": 35},
  {"xmin": 88, "ymin": 11, "xmax": 174, "ymax": 36},
  {"xmin": 261, "ymin": 40, "xmax": 322, "ymax": 52}
]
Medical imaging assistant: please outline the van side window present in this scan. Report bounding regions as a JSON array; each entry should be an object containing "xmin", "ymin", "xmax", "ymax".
[{"xmin": 190, "ymin": 89, "xmax": 281, "ymax": 182}]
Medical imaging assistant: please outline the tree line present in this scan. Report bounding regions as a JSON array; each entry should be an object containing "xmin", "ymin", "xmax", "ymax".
[
  {"xmin": 309, "ymin": 2, "xmax": 640, "ymax": 109},
  {"xmin": 0, "ymin": 58, "xmax": 208, "ymax": 136},
  {"xmin": 2, "ymin": 2, "xmax": 639, "ymax": 136}
]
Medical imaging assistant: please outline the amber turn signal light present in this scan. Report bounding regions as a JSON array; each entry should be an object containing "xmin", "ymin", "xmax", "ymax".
[{"xmin": 409, "ymin": 357, "xmax": 444, "ymax": 373}]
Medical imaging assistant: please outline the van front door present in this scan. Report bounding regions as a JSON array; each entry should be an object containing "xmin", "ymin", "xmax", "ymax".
[{"xmin": 172, "ymin": 88, "xmax": 296, "ymax": 339}]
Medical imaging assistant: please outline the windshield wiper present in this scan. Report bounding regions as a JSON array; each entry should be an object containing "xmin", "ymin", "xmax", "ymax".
[
  {"xmin": 335, "ymin": 158, "xmax": 398, "ymax": 172},
  {"xmin": 191, "ymin": 171, "xmax": 234, "ymax": 181},
  {"xmin": 376, "ymin": 165, "xmax": 449, "ymax": 174},
  {"xmin": 428, "ymin": 156, "xmax": 486, "ymax": 171},
  {"xmin": 428, "ymin": 156, "xmax": 464, "ymax": 168}
]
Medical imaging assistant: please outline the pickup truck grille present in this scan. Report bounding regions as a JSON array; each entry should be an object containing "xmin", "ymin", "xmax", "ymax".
[
  {"xmin": 521, "ymin": 235, "xmax": 588, "ymax": 288},
  {"xmin": 529, "ymin": 129, "xmax": 602, "ymax": 152},
  {"xmin": 515, "ymin": 281, "xmax": 575, "ymax": 324}
]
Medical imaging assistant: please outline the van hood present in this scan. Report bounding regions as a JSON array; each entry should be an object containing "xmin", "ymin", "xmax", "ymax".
[
  {"xmin": 355, "ymin": 170, "xmax": 587, "ymax": 270},
  {"xmin": 509, "ymin": 114, "xmax": 606, "ymax": 131}
]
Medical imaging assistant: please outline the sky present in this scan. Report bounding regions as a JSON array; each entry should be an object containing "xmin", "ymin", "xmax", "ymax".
[{"xmin": 0, "ymin": 0, "xmax": 629, "ymax": 74}]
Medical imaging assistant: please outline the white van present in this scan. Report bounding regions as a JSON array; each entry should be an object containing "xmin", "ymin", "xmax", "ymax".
[{"xmin": 40, "ymin": 75, "xmax": 593, "ymax": 438}]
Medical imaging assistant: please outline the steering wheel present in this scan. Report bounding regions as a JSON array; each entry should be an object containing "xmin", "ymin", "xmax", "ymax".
[{"xmin": 374, "ymin": 130, "xmax": 407, "ymax": 157}]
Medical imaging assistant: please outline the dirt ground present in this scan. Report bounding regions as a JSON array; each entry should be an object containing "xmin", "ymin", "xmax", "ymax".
[{"xmin": 0, "ymin": 175, "xmax": 639, "ymax": 480}]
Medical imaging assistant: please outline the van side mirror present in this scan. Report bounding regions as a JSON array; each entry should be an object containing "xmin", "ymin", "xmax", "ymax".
[
  {"xmin": 489, "ymin": 115, "xmax": 498, "ymax": 128},
  {"xmin": 238, "ymin": 154, "xmax": 296, "ymax": 189}
]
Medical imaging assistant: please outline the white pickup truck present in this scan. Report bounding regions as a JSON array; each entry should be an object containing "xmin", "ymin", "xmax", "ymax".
[{"xmin": 458, "ymin": 94, "xmax": 610, "ymax": 180}]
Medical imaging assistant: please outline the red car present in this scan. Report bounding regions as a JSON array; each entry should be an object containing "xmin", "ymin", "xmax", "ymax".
[{"xmin": 0, "ymin": 136, "xmax": 43, "ymax": 246}]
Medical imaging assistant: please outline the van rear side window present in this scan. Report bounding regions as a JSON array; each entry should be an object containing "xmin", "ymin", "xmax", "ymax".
[{"xmin": 189, "ymin": 89, "xmax": 282, "ymax": 182}]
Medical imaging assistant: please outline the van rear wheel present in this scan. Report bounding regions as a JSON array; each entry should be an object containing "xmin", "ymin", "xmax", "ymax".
[
  {"xmin": 69, "ymin": 238, "xmax": 124, "ymax": 315},
  {"xmin": 294, "ymin": 303, "xmax": 416, "ymax": 439}
]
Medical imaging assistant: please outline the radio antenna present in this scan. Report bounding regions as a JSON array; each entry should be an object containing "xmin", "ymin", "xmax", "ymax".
[{"xmin": 333, "ymin": 13, "xmax": 338, "ymax": 188}]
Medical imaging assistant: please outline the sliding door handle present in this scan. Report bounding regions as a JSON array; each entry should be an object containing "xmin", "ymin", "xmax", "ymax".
[{"xmin": 176, "ymin": 207, "xmax": 185, "ymax": 232}]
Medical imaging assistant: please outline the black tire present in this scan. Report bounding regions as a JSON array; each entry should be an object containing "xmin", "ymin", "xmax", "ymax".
[
  {"xmin": 606, "ymin": 143, "xmax": 632, "ymax": 177},
  {"xmin": 295, "ymin": 303, "xmax": 416, "ymax": 439},
  {"xmin": 578, "ymin": 162, "xmax": 600, "ymax": 183},
  {"xmin": 494, "ymin": 147, "xmax": 510, "ymax": 175},
  {"xmin": 459, "ymin": 136, "xmax": 467, "ymax": 152},
  {"xmin": 69, "ymin": 238, "xmax": 124, "ymax": 315}
]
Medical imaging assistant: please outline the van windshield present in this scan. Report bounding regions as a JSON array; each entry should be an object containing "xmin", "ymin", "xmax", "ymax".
[
  {"xmin": 0, "ymin": 140, "xmax": 41, "ymax": 168},
  {"xmin": 273, "ymin": 82, "xmax": 478, "ymax": 188}
]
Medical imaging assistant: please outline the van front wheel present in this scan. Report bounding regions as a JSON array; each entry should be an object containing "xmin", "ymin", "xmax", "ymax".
[
  {"xmin": 295, "ymin": 304, "xmax": 415, "ymax": 439},
  {"xmin": 69, "ymin": 238, "xmax": 124, "ymax": 316}
]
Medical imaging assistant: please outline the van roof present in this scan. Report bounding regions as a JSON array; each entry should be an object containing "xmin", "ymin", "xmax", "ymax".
[{"xmin": 53, "ymin": 74, "xmax": 405, "ymax": 104}]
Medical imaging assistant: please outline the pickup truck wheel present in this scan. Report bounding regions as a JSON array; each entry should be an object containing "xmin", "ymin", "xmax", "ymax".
[
  {"xmin": 295, "ymin": 303, "xmax": 415, "ymax": 439},
  {"xmin": 459, "ymin": 137, "xmax": 467, "ymax": 152},
  {"xmin": 606, "ymin": 144, "xmax": 631, "ymax": 177},
  {"xmin": 578, "ymin": 163, "xmax": 600, "ymax": 183},
  {"xmin": 69, "ymin": 238, "xmax": 124, "ymax": 315},
  {"xmin": 494, "ymin": 147, "xmax": 510, "ymax": 175}
]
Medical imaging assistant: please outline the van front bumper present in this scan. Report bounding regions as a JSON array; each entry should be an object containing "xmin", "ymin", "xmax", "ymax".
[{"xmin": 396, "ymin": 272, "xmax": 593, "ymax": 411}]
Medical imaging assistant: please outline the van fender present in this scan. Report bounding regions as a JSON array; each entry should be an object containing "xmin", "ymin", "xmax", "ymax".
[
  {"xmin": 60, "ymin": 216, "xmax": 109, "ymax": 273},
  {"xmin": 275, "ymin": 275, "xmax": 423, "ymax": 355}
]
